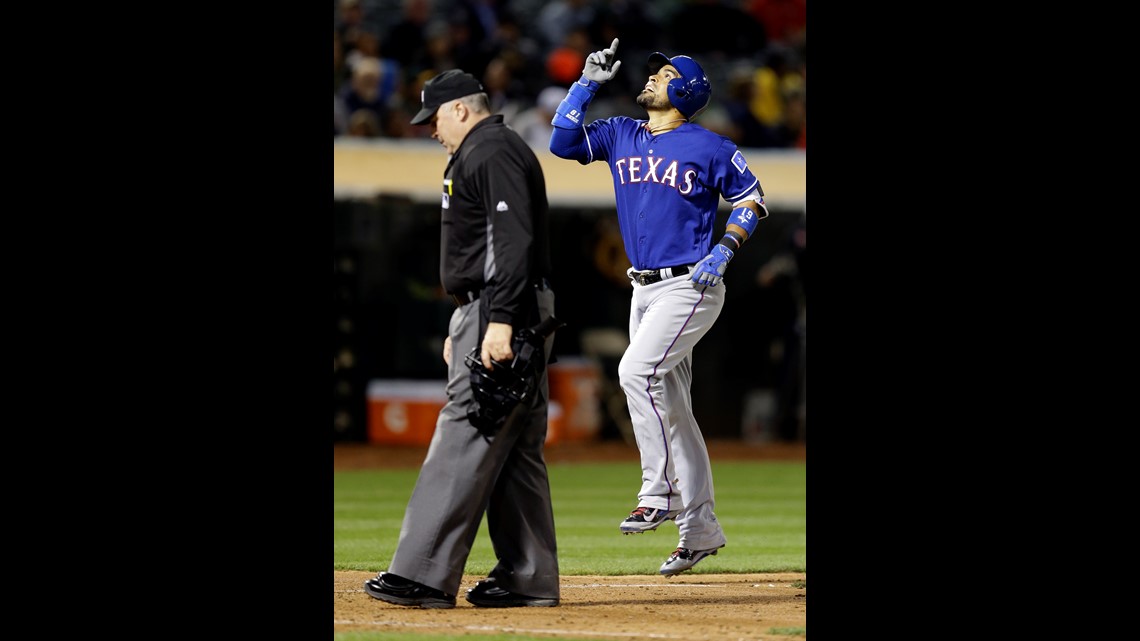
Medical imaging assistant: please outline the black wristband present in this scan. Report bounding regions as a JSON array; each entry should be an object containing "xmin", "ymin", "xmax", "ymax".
[
  {"xmin": 724, "ymin": 230, "xmax": 745, "ymax": 246},
  {"xmin": 718, "ymin": 231, "xmax": 742, "ymax": 251}
]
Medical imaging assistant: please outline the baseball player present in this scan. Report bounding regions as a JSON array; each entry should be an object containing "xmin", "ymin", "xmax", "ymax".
[{"xmin": 548, "ymin": 39, "xmax": 768, "ymax": 576}]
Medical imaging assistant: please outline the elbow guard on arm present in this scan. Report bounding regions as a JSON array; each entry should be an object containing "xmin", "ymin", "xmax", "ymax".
[
  {"xmin": 551, "ymin": 76, "xmax": 599, "ymax": 129},
  {"xmin": 548, "ymin": 76, "xmax": 598, "ymax": 161}
]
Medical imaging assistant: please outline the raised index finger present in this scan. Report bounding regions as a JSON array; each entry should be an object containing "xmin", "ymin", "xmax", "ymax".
[{"xmin": 607, "ymin": 38, "xmax": 619, "ymax": 55}]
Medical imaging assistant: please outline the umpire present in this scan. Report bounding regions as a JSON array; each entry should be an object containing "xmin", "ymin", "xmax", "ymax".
[{"xmin": 363, "ymin": 69, "xmax": 561, "ymax": 608}]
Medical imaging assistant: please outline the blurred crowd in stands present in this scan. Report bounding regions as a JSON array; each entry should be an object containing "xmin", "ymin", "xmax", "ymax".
[{"xmin": 334, "ymin": 0, "xmax": 805, "ymax": 150}]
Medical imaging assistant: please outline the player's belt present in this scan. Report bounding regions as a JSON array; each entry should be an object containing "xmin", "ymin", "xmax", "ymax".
[{"xmin": 630, "ymin": 264, "xmax": 694, "ymax": 286}]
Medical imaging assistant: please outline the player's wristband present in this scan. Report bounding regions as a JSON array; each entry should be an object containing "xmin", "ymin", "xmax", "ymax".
[
  {"xmin": 574, "ymin": 75, "xmax": 601, "ymax": 92},
  {"xmin": 718, "ymin": 230, "xmax": 744, "ymax": 250},
  {"xmin": 551, "ymin": 75, "xmax": 600, "ymax": 129},
  {"xmin": 729, "ymin": 206, "xmax": 760, "ymax": 238}
]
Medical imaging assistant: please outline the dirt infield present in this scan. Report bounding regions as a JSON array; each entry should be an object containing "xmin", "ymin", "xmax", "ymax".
[
  {"xmin": 335, "ymin": 571, "xmax": 806, "ymax": 640},
  {"xmin": 334, "ymin": 439, "xmax": 806, "ymax": 640}
]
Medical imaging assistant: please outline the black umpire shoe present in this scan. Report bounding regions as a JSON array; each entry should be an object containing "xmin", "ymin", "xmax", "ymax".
[
  {"xmin": 465, "ymin": 577, "xmax": 559, "ymax": 608},
  {"xmin": 363, "ymin": 572, "xmax": 456, "ymax": 609}
]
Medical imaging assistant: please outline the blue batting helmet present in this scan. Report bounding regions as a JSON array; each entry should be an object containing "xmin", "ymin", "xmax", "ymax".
[{"xmin": 647, "ymin": 52, "xmax": 712, "ymax": 120}]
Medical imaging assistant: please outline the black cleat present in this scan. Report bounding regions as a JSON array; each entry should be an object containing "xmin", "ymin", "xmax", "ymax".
[
  {"xmin": 465, "ymin": 577, "xmax": 559, "ymax": 608},
  {"xmin": 363, "ymin": 572, "xmax": 456, "ymax": 608}
]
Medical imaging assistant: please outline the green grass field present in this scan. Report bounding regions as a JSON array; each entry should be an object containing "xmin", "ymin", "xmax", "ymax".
[{"xmin": 334, "ymin": 460, "xmax": 805, "ymax": 575}]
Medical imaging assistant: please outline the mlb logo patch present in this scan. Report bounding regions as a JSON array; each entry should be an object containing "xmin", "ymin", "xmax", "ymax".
[{"xmin": 731, "ymin": 150, "xmax": 748, "ymax": 174}]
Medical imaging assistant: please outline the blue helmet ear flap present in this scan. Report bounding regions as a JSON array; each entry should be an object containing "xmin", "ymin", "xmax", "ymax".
[
  {"xmin": 646, "ymin": 53, "xmax": 712, "ymax": 120},
  {"xmin": 667, "ymin": 74, "xmax": 712, "ymax": 119}
]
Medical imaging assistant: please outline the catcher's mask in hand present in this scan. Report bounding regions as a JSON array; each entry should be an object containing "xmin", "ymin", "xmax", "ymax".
[{"xmin": 463, "ymin": 316, "xmax": 566, "ymax": 436}]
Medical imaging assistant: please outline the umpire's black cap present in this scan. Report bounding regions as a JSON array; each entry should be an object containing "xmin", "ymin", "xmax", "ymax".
[{"xmin": 410, "ymin": 70, "xmax": 484, "ymax": 125}]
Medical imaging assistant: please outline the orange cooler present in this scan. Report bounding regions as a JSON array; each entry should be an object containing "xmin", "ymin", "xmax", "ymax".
[
  {"xmin": 367, "ymin": 380, "xmax": 447, "ymax": 445},
  {"xmin": 367, "ymin": 379, "xmax": 569, "ymax": 445},
  {"xmin": 547, "ymin": 357, "xmax": 603, "ymax": 442}
]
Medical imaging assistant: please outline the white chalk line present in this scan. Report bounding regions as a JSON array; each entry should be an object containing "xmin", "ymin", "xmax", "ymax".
[
  {"xmin": 337, "ymin": 583, "xmax": 728, "ymax": 593},
  {"xmin": 562, "ymin": 583, "xmax": 724, "ymax": 588},
  {"xmin": 333, "ymin": 619, "xmax": 689, "ymax": 639},
  {"xmin": 336, "ymin": 582, "xmax": 793, "ymax": 640}
]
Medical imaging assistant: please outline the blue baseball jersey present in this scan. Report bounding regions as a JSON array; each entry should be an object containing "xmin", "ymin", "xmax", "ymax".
[{"xmin": 557, "ymin": 117, "xmax": 762, "ymax": 271}]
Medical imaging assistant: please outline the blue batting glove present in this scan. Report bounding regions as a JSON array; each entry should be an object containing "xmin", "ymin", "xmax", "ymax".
[{"xmin": 691, "ymin": 244, "xmax": 734, "ymax": 287}]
